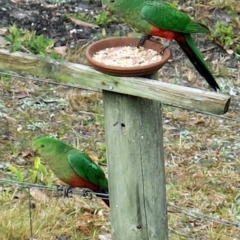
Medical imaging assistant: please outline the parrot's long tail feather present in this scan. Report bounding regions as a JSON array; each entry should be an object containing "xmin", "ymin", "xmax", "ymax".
[
  {"xmin": 102, "ymin": 198, "xmax": 110, "ymax": 207},
  {"xmin": 176, "ymin": 34, "xmax": 219, "ymax": 91},
  {"xmin": 96, "ymin": 190, "xmax": 110, "ymax": 207}
]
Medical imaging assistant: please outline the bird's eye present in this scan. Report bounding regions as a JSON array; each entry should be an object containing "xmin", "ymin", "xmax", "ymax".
[{"xmin": 40, "ymin": 144, "xmax": 45, "ymax": 148}]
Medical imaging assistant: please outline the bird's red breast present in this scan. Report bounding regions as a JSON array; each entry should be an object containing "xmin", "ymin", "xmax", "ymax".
[
  {"xmin": 61, "ymin": 174, "xmax": 101, "ymax": 192},
  {"xmin": 150, "ymin": 25, "xmax": 185, "ymax": 43}
]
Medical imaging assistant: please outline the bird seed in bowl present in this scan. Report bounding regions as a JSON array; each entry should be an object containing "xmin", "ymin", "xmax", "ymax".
[{"xmin": 92, "ymin": 46, "xmax": 162, "ymax": 67}]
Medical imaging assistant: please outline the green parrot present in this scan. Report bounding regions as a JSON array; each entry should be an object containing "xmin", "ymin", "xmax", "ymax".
[
  {"xmin": 105, "ymin": 0, "xmax": 220, "ymax": 91},
  {"xmin": 32, "ymin": 137, "xmax": 109, "ymax": 207}
]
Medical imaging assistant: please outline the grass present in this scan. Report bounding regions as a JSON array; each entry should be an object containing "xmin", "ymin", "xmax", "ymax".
[
  {"xmin": 211, "ymin": 0, "xmax": 240, "ymax": 12},
  {"xmin": 164, "ymin": 106, "xmax": 240, "ymax": 239},
  {"xmin": 0, "ymin": 190, "xmax": 109, "ymax": 239},
  {"xmin": 0, "ymin": 80, "xmax": 109, "ymax": 239},
  {"xmin": 1, "ymin": 76, "xmax": 240, "ymax": 239}
]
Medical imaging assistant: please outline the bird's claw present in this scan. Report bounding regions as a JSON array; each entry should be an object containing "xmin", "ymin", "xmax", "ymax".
[
  {"xmin": 137, "ymin": 34, "xmax": 151, "ymax": 47},
  {"xmin": 56, "ymin": 186, "xmax": 71, "ymax": 197},
  {"xmin": 159, "ymin": 46, "xmax": 167, "ymax": 54},
  {"xmin": 138, "ymin": 35, "xmax": 170, "ymax": 55},
  {"xmin": 82, "ymin": 189, "xmax": 93, "ymax": 199},
  {"xmin": 159, "ymin": 40, "xmax": 171, "ymax": 54},
  {"xmin": 59, "ymin": 186, "xmax": 72, "ymax": 197}
]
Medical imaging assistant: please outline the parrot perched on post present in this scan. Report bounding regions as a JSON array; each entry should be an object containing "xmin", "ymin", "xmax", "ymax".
[
  {"xmin": 105, "ymin": 0, "xmax": 220, "ymax": 91},
  {"xmin": 32, "ymin": 137, "xmax": 109, "ymax": 207}
]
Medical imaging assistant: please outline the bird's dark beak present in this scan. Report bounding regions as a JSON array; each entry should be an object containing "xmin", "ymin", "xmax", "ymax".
[
  {"xmin": 32, "ymin": 148, "xmax": 38, "ymax": 156},
  {"xmin": 102, "ymin": 4, "xmax": 108, "ymax": 11},
  {"xmin": 102, "ymin": 0, "xmax": 114, "ymax": 11}
]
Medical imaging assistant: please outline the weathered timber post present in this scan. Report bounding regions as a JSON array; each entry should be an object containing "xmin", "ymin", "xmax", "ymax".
[
  {"xmin": 0, "ymin": 49, "xmax": 230, "ymax": 115},
  {"xmin": 103, "ymin": 73, "xmax": 168, "ymax": 239}
]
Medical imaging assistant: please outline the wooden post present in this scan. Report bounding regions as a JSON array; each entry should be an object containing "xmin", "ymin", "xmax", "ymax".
[
  {"xmin": 103, "ymin": 73, "xmax": 168, "ymax": 239},
  {"xmin": 0, "ymin": 49, "xmax": 230, "ymax": 114}
]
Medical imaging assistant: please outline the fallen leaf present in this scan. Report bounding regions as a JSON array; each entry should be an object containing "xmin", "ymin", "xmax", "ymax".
[
  {"xmin": 18, "ymin": 150, "xmax": 33, "ymax": 158},
  {"xmin": 89, "ymin": 154, "xmax": 98, "ymax": 162},
  {"xmin": 195, "ymin": 120, "xmax": 206, "ymax": 126},
  {"xmin": 30, "ymin": 188, "xmax": 49, "ymax": 203},
  {"xmin": 102, "ymin": 28, "xmax": 106, "ymax": 37},
  {"xmin": 0, "ymin": 27, "xmax": 7, "ymax": 35},
  {"xmin": 98, "ymin": 234, "xmax": 111, "ymax": 240},
  {"xmin": 70, "ymin": 17, "xmax": 99, "ymax": 29},
  {"xmin": 226, "ymin": 49, "xmax": 234, "ymax": 55},
  {"xmin": 15, "ymin": 93, "xmax": 28, "ymax": 99},
  {"xmin": 53, "ymin": 46, "xmax": 67, "ymax": 57}
]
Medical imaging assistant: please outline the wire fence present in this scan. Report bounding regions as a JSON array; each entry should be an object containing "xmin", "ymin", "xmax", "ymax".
[
  {"xmin": 0, "ymin": 178, "xmax": 109, "ymax": 239},
  {"xmin": 0, "ymin": 178, "xmax": 239, "ymax": 229},
  {"xmin": 0, "ymin": 178, "xmax": 109, "ymax": 200}
]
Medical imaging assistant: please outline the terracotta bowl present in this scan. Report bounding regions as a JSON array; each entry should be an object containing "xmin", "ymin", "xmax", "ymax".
[{"xmin": 85, "ymin": 37, "xmax": 171, "ymax": 77}]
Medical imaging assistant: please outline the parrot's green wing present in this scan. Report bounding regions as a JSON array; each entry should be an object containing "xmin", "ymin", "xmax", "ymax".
[
  {"xmin": 141, "ymin": 2, "xmax": 209, "ymax": 34},
  {"xmin": 67, "ymin": 150, "xmax": 108, "ymax": 191}
]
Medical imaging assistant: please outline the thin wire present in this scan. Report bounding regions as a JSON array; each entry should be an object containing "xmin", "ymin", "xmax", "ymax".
[
  {"xmin": 0, "ymin": 71, "xmax": 100, "ymax": 92},
  {"xmin": 164, "ymin": 104, "xmax": 240, "ymax": 123},
  {"xmin": 168, "ymin": 202, "xmax": 240, "ymax": 228},
  {"xmin": 1, "ymin": 178, "xmax": 240, "ymax": 228},
  {"xmin": 0, "ymin": 179, "xmax": 109, "ymax": 200},
  {"xmin": 27, "ymin": 187, "xmax": 33, "ymax": 239},
  {"xmin": 0, "ymin": 71, "xmax": 239, "ymax": 123}
]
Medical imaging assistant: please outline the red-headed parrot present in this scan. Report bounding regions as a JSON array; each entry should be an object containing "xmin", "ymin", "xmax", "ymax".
[
  {"xmin": 106, "ymin": 0, "xmax": 219, "ymax": 91},
  {"xmin": 33, "ymin": 137, "xmax": 109, "ymax": 207}
]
